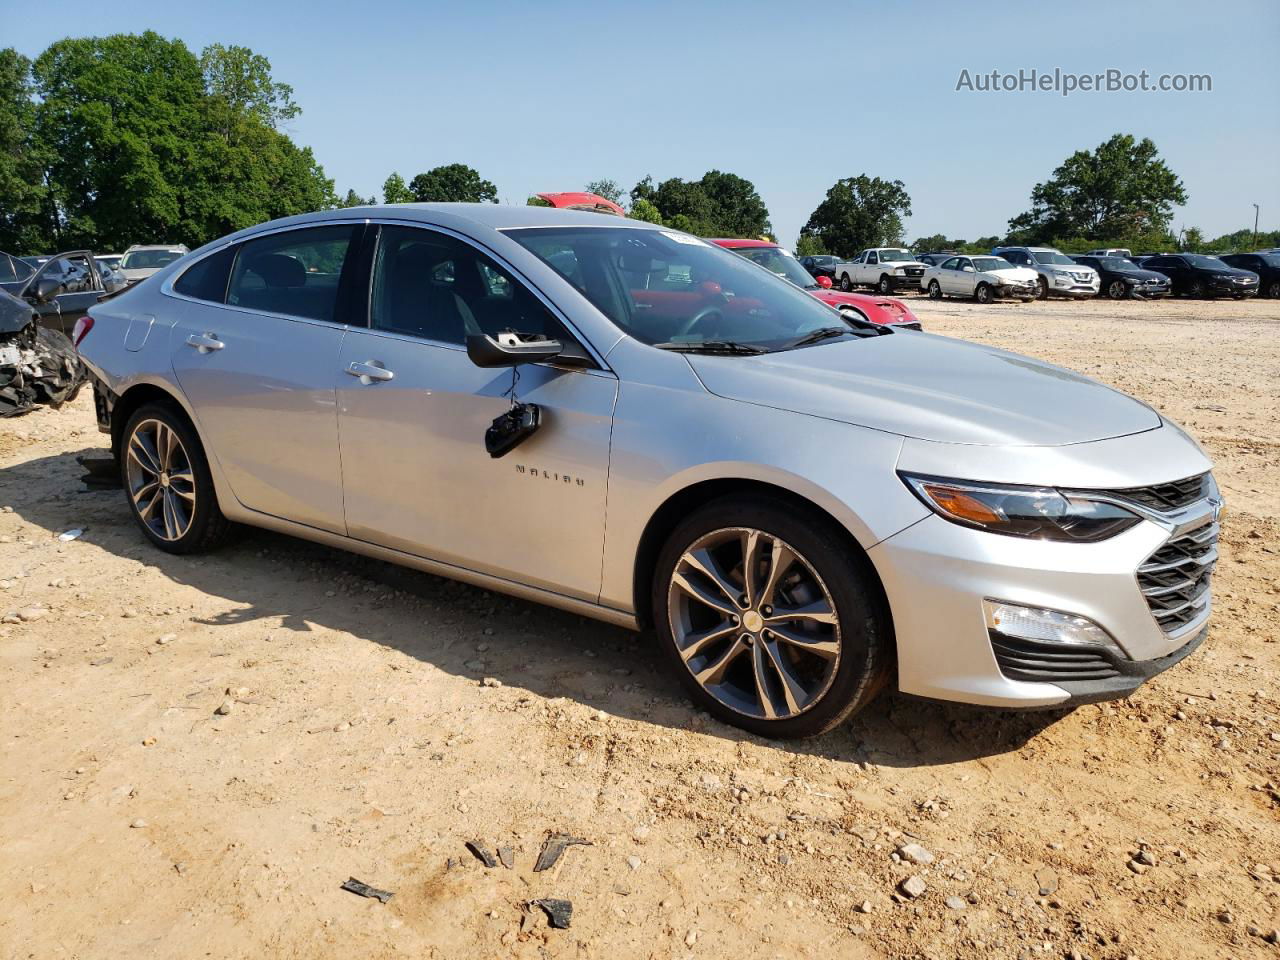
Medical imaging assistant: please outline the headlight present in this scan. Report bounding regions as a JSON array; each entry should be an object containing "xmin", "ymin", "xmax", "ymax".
[
  {"xmin": 893, "ymin": 267, "xmax": 906, "ymax": 275},
  {"xmin": 899, "ymin": 474, "xmax": 1142, "ymax": 542},
  {"xmin": 1052, "ymin": 269, "xmax": 1071, "ymax": 278}
]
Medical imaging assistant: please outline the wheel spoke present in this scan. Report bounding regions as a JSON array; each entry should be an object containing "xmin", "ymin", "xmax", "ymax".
[
  {"xmin": 680, "ymin": 548, "xmax": 740, "ymax": 606},
  {"xmin": 741, "ymin": 530, "xmax": 763, "ymax": 606},
  {"xmin": 750, "ymin": 642, "xmax": 777, "ymax": 719},
  {"xmin": 760, "ymin": 638, "xmax": 808, "ymax": 714},
  {"xmin": 767, "ymin": 623, "xmax": 840, "ymax": 660},
  {"xmin": 167, "ymin": 469, "xmax": 196, "ymax": 502},
  {"xmin": 694, "ymin": 636, "xmax": 748, "ymax": 686},
  {"xmin": 678, "ymin": 620, "xmax": 739, "ymax": 664},
  {"xmin": 671, "ymin": 569, "xmax": 739, "ymax": 619},
  {"xmin": 162, "ymin": 490, "xmax": 178, "ymax": 539},
  {"xmin": 767, "ymin": 598, "xmax": 837, "ymax": 626},
  {"xmin": 136, "ymin": 486, "xmax": 163, "ymax": 522},
  {"xmin": 758, "ymin": 542, "xmax": 795, "ymax": 608},
  {"xmin": 128, "ymin": 432, "xmax": 162, "ymax": 476}
]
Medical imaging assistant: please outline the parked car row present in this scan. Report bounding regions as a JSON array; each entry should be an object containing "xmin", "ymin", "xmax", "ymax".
[{"xmin": 799, "ymin": 244, "xmax": 1277, "ymax": 302}]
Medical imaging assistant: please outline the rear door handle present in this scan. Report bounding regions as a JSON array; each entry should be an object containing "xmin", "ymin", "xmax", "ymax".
[
  {"xmin": 186, "ymin": 332, "xmax": 224, "ymax": 353},
  {"xmin": 346, "ymin": 360, "xmax": 394, "ymax": 384}
]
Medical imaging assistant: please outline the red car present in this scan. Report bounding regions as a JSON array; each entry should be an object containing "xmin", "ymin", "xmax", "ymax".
[
  {"xmin": 536, "ymin": 192, "xmax": 626, "ymax": 216},
  {"xmin": 709, "ymin": 238, "xmax": 921, "ymax": 329}
]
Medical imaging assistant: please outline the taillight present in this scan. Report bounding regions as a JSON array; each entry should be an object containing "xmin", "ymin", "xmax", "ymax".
[{"xmin": 72, "ymin": 315, "xmax": 94, "ymax": 348}]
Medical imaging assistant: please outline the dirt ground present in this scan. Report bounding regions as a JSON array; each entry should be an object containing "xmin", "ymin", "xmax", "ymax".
[{"xmin": 1, "ymin": 294, "xmax": 1277, "ymax": 960}]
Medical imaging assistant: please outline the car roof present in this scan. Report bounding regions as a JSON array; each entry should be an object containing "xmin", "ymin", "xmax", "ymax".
[{"xmin": 125, "ymin": 244, "xmax": 188, "ymax": 251}]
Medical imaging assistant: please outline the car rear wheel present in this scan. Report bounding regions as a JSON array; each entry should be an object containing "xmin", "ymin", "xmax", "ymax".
[
  {"xmin": 1267, "ymin": 281, "xmax": 1280, "ymax": 298},
  {"xmin": 1036, "ymin": 276, "xmax": 1049, "ymax": 300},
  {"xmin": 1107, "ymin": 280, "xmax": 1128, "ymax": 300},
  {"xmin": 927, "ymin": 279, "xmax": 942, "ymax": 300},
  {"xmin": 839, "ymin": 273, "xmax": 852, "ymax": 292},
  {"xmin": 877, "ymin": 275, "xmax": 893, "ymax": 295},
  {"xmin": 121, "ymin": 403, "xmax": 235, "ymax": 554},
  {"xmin": 652, "ymin": 495, "xmax": 891, "ymax": 739},
  {"xmin": 975, "ymin": 283, "xmax": 993, "ymax": 304}
]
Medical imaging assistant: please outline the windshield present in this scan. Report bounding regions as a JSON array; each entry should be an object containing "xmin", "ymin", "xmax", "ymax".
[
  {"xmin": 732, "ymin": 246, "xmax": 818, "ymax": 289},
  {"xmin": 1098, "ymin": 257, "xmax": 1135, "ymax": 270},
  {"xmin": 1184, "ymin": 254, "xmax": 1227, "ymax": 269},
  {"xmin": 1031, "ymin": 250, "xmax": 1076, "ymax": 265},
  {"xmin": 0, "ymin": 254, "xmax": 34, "ymax": 284},
  {"xmin": 122, "ymin": 249, "xmax": 183, "ymax": 270},
  {"xmin": 971, "ymin": 257, "xmax": 1012, "ymax": 272},
  {"xmin": 506, "ymin": 227, "xmax": 867, "ymax": 351},
  {"xmin": 877, "ymin": 249, "xmax": 914, "ymax": 262}
]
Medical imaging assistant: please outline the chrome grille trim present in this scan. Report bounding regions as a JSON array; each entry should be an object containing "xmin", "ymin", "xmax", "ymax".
[{"xmin": 1137, "ymin": 518, "xmax": 1218, "ymax": 639}]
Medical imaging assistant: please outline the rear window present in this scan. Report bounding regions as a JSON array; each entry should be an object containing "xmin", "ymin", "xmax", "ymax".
[{"xmin": 173, "ymin": 247, "xmax": 235, "ymax": 303}]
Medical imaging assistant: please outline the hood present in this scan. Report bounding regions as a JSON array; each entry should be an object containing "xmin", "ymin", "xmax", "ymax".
[
  {"xmin": 983, "ymin": 266, "xmax": 1038, "ymax": 282},
  {"xmin": 687, "ymin": 332, "xmax": 1162, "ymax": 446},
  {"xmin": 811, "ymin": 290, "xmax": 915, "ymax": 326},
  {"xmin": 1120, "ymin": 267, "xmax": 1170, "ymax": 282},
  {"xmin": 0, "ymin": 288, "xmax": 34, "ymax": 334}
]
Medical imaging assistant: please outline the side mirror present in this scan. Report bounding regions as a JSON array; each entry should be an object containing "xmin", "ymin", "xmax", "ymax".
[
  {"xmin": 31, "ymin": 275, "xmax": 63, "ymax": 303},
  {"xmin": 816, "ymin": 275, "xmax": 833, "ymax": 289},
  {"xmin": 466, "ymin": 333, "xmax": 563, "ymax": 368}
]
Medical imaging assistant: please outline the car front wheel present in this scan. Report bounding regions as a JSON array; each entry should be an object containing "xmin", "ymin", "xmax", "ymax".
[
  {"xmin": 877, "ymin": 275, "xmax": 893, "ymax": 295},
  {"xmin": 121, "ymin": 403, "xmax": 234, "ymax": 554},
  {"xmin": 1108, "ymin": 280, "xmax": 1128, "ymax": 299},
  {"xmin": 927, "ymin": 279, "xmax": 942, "ymax": 300},
  {"xmin": 839, "ymin": 274, "xmax": 852, "ymax": 292},
  {"xmin": 1268, "ymin": 280, "xmax": 1280, "ymax": 299},
  {"xmin": 1036, "ymin": 276, "xmax": 1049, "ymax": 300},
  {"xmin": 652, "ymin": 496, "xmax": 891, "ymax": 739},
  {"xmin": 975, "ymin": 283, "xmax": 993, "ymax": 304}
]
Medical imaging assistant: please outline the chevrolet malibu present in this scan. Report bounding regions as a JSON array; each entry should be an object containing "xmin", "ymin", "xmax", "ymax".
[{"xmin": 78, "ymin": 205, "xmax": 1220, "ymax": 738}]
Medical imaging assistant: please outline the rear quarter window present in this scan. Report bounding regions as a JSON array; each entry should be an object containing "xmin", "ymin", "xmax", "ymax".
[{"xmin": 173, "ymin": 247, "xmax": 236, "ymax": 303}]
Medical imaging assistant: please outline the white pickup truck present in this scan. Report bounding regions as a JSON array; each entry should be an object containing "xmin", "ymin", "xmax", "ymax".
[{"xmin": 832, "ymin": 247, "xmax": 929, "ymax": 295}]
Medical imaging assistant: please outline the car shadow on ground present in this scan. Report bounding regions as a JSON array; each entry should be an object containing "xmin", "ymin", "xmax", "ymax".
[{"xmin": 5, "ymin": 445, "xmax": 1067, "ymax": 768}]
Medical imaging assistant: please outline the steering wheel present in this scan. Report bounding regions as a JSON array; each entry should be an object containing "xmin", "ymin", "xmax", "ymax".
[{"xmin": 673, "ymin": 303, "xmax": 725, "ymax": 339}]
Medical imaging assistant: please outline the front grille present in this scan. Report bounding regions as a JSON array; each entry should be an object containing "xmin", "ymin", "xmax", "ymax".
[
  {"xmin": 1138, "ymin": 521, "xmax": 1218, "ymax": 637},
  {"xmin": 1100, "ymin": 474, "xmax": 1207, "ymax": 512},
  {"xmin": 905, "ymin": 268, "xmax": 924, "ymax": 277},
  {"xmin": 991, "ymin": 634, "xmax": 1120, "ymax": 683}
]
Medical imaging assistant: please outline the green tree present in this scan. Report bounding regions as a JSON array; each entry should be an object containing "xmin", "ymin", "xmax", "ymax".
[
  {"xmin": 408, "ymin": 163, "xmax": 497, "ymax": 203},
  {"xmin": 1179, "ymin": 227, "xmax": 1205, "ymax": 252},
  {"xmin": 0, "ymin": 49, "xmax": 52, "ymax": 252},
  {"xmin": 382, "ymin": 172, "xmax": 414, "ymax": 204},
  {"xmin": 199, "ymin": 43, "xmax": 299, "ymax": 131},
  {"xmin": 630, "ymin": 171, "xmax": 771, "ymax": 237},
  {"xmin": 627, "ymin": 197, "xmax": 663, "ymax": 224},
  {"xmin": 1007, "ymin": 134, "xmax": 1187, "ymax": 244},
  {"xmin": 584, "ymin": 178, "xmax": 624, "ymax": 205},
  {"xmin": 526, "ymin": 195, "xmax": 552, "ymax": 206},
  {"xmin": 909, "ymin": 233, "xmax": 957, "ymax": 253},
  {"xmin": 794, "ymin": 234, "xmax": 827, "ymax": 256},
  {"xmin": 799, "ymin": 176, "xmax": 912, "ymax": 258},
  {"xmin": 337, "ymin": 189, "xmax": 373, "ymax": 208}
]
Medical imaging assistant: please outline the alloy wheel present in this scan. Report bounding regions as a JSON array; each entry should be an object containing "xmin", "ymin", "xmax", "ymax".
[
  {"xmin": 666, "ymin": 527, "xmax": 841, "ymax": 721},
  {"xmin": 125, "ymin": 418, "xmax": 196, "ymax": 542},
  {"xmin": 1109, "ymin": 280, "xmax": 1127, "ymax": 299},
  {"xmin": 928, "ymin": 280, "xmax": 941, "ymax": 300}
]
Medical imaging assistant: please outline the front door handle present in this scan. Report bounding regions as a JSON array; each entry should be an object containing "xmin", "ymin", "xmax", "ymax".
[
  {"xmin": 346, "ymin": 360, "xmax": 394, "ymax": 384},
  {"xmin": 186, "ymin": 332, "xmax": 224, "ymax": 354}
]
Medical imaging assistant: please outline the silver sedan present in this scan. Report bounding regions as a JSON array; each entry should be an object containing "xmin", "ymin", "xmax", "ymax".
[{"xmin": 79, "ymin": 205, "xmax": 1219, "ymax": 738}]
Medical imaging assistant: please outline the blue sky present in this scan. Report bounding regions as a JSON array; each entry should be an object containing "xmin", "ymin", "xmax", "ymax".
[{"xmin": 4, "ymin": 0, "xmax": 1278, "ymax": 247}]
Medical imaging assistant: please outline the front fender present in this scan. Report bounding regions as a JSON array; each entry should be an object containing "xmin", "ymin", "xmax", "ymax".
[{"xmin": 598, "ymin": 376, "xmax": 929, "ymax": 612}]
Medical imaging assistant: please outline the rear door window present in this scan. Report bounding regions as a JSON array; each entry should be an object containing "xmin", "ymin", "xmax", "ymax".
[{"xmin": 227, "ymin": 225, "xmax": 359, "ymax": 323}]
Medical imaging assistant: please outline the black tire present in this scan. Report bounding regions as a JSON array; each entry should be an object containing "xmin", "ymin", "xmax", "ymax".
[
  {"xmin": 1107, "ymin": 279, "xmax": 1128, "ymax": 300},
  {"xmin": 1189, "ymin": 279, "xmax": 1206, "ymax": 298},
  {"xmin": 877, "ymin": 275, "xmax": 893, "ymax": 295},
  {"xmin": 1036, "ymin": 276, "xmax": 1049, "ymax": 300},
  {"xmin": 120, "ymin": 402, "xmax": 235, "ymax": 554},
  {"xmin": 975, "ymin": 283, "xmax": 992, "ymax": 304},
  {"xmin": 651, "ymin": 495, "xmax": 891, "ymax": 739},
  {"xmin": 1020, "ymin": 297, "xmax": 1034, "ymax": 303},
  {"xmin": 927, "ymin": 279, "xmax": 942, "ymax": 300},
  {"xmin": 1268, "ymin": 280, "xmax": 1280, "ymax": 299},
  {"xmin": 839, "ymin": 273, "xmax": 852, "ymax": 292}
]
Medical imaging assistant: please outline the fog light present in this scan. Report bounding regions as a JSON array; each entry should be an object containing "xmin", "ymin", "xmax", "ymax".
[{"xmin": 983, "ymin": 600, "xmax": 1113, "ymax": 646}]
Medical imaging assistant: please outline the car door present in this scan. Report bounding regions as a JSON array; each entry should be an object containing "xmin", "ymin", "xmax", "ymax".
[
  {"xmin": 935, "ymin": 257, "xmax": 959, "ymax": 294},
  {"xmin": 168, "ymin": 223, "xmax": 362, "ymax": 535},
  {"xmin": 859, "ymin": 250, "xmax": 879, "ymax": 285},
  {"xmin": 1148, "ymin": 257, "xmax": 1182, "ymax": 292},
  {"xmin": 25, "ymin": 255, "xmax": 102, "ymax": 336},
  {"xmin": 335, "ymin": 223, "xmax": 617, "ymax": 602}
]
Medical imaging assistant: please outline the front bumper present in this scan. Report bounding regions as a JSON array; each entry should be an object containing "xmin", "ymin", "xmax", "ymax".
[
  {"xmin": 995, "ymin": 281, "xmax": 1038, "ymax": 299},
  {"xmin": 869, "ymin": 430, "xmax": 1218, "ymax": 709},
  {"xmin": 886, "ymin": 273, "xmax": 925, "ymax": 289}
]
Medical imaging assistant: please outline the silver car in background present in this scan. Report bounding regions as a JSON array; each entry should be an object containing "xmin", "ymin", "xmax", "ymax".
[
  {"xmin": 119, "ymin": 244, "xmax": 189, "ymax": 284},
  {"xmin": 79, "ymin": 205, "xmax": 1219, "ymax": 738}
]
